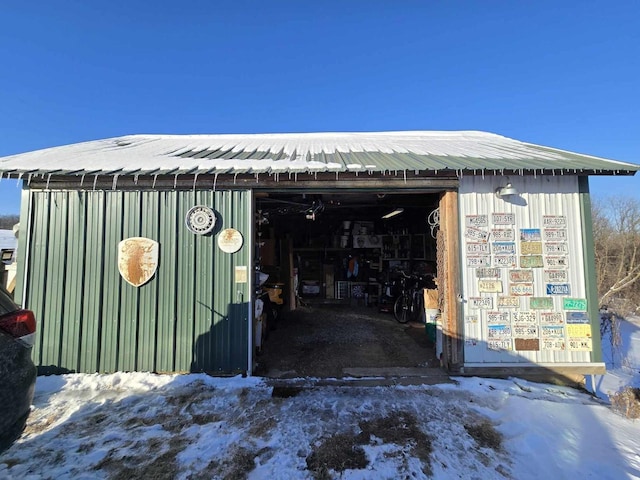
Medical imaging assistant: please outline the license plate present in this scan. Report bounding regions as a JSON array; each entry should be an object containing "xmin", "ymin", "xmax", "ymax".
[
  {"xmin": 491, "ymin": 229, "xmax": 515, "ymax": 241},
  {"xmin": 476, "ymin": 267, "xmax": 501, "ymax": 279},
  {"xmin": 494, "ymin": 255, "xmax": 517, "ymax": 267},
  {"xmin": 520, "ymin": 255, "xmax": 544, "ymax": 268},
  {"xmin": 542, "ymin": 339, "xmax": 566, "ymax": 350},
  {"xmin": 545, "ymin": 256, "xmax": 569, "ymax": 268},
  {"xmin": 520, "ymin": 241, "xmax": 542, "ymax": 255},
  {"xmin": 486, "ymin": 311, "xmax": 510, "ymax": 324},
  {"xmin": 509, "ymin": 269, "xmax": 533, "ymax": 283},
  {"xmin": 520, "ymin": 229, "xmax": 541, "ymax": 242},
  {"xmin": 467, "ymin": 256, "xmax": 491, "ymax": 267},
  {"xmin": 530, "ymin": 297, "xmax": 554, "ymax": 309},
  {"xmin": 568, "ymin": 338, "xmax": 592, "ymax": 351},
  {"xmin": 543, "ymin": 215, "xmax": 566, "ymax": 227},
  {"xmin": 512, "ymin": 311, "xmax": 537, "ymax": 323},
  {"xmin": 466, "ymin": 242, "xmax": 491, "ymax": 254},
  {"xmin": 510, "ymin": 283, "xmax": 534, "ymax": 296},
  {"xmin": 563, "ymin": 298, "xmax": 587, "ymax": 310},
  {"xmin": 465, "ymin": 227, "xmax": 489, "ymax": 242},
  {"xmin": 492, "ymin": 242, "xmax": 516, "ymax": 254},
  {"xmin": 488, "ymin": 340, "xmax": 513, "ymax": 351},
  {"xmin": 544, "ymin": 243, "xmax": 568, "ymax": 255},
  {"xmin": 469, "ymin": 297, "xmax": 493, "ymax": 309},
  {"xmin": 566, "ymin": 311, "xmax": 590, "ymax": 323},
  {"xmin": 492, "ymin": 213, "xmax": 515, "ymax": 225},
  {"xmin": 466, "ymin": 215, "xmax": 488, "ymax": 228},
  {"xmin": 488, "ymin": 325, "xmax": 512, "ymax": 339},
  {"xmin": 544, "ymin": 270, "xmax": 568, "ymax": 283},
  {"xmin": 497, "ymin": 296, "xmax": 520, "ymax": 308},
  {"xmin": 541, "ymin": 325, "xmax": 565, "ymax": 338},
  {"xmin": 513, "ymin": 325, "xmax": 539, "ymax": 338},
  {"xmin": 540, "ymin": 312, "xmax": 564, "ymax": 324},
  {"xmin": 546, "ymin": 283, "xmax": 571, "ymax": 295},
  {"xmin": 478, "ymin": 280, "xmax": 503, "ymax": 293},
  {"xmin": 543, "ymin": 229, "xmax": 567, "ymax": 241}
]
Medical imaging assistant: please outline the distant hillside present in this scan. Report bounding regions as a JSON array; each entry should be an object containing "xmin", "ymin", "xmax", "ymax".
[{"xmin": 0, "ymin": 215, "xmax": 19, "ymax": 229}]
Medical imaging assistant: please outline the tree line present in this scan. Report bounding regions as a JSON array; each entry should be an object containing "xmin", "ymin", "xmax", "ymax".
[
  {"xmin": 592, "ymin": 197, "xmax": 640, "ymax": 316},
  {"xmin": 0, "ymin": 215, "xmax": 19, "ymax": 230}
]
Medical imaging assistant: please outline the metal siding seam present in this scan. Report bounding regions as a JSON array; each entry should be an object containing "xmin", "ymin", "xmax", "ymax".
[
  {"xmin": 101, "ymin": 191, "xmax": 123, "ymax": 372},
  {"xmin": 118, "ymin": 191, "xmax": 139, "ymax": 370},
  {"xmin": 156, "ymin": 191, "xmax": 178, "ymax": 372},
  {"xmin": 138, "ymin": 191, "xmax": 160, "ymax": 371},
  {"xmin": 175, "ymin": 190, "xmax": 196, "ymax": 372},
  {"xmin": 81, "ymin": 191, "xmax": 105, "ymax": 372},
  {"xmin": 49, "ymin": 192, "xmax": 69, "ymax": 370},
  {"xmin": 64, "ymin": 191, "xmax": 86, "ymax": 372},
  {"xmin": 193, "ymin": 189, "xmax": 214, "ymax": 372}
]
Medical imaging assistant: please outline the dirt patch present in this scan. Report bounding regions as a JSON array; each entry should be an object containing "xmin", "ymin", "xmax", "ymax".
[
  {"xmin": 200, "ymin": 445, "xmax": 257, "ymax": 480},
  {"xmin": 256, "ymin": 304, "xmax": 438, "ymax": 378},
  {"xmin": 306, "ymin": 433, "xmax": 368, "ymax": 479},
  {"xmin": 306, "ymin": 411, "xmax": 433, "ymax": 478},
  {"xmin": 464, "ymin": 420, "xmax": 503, "ymax": 451}
]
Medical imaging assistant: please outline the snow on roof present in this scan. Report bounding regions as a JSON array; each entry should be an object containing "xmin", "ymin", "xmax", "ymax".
[{"xmin": 0, "ymin": 130, "xmax": 637, "ymax": 178}]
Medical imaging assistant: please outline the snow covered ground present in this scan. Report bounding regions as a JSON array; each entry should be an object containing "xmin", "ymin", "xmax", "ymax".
[{"xmin": 1, "ymin": 317, "xmax": 639, "ymax": 480}]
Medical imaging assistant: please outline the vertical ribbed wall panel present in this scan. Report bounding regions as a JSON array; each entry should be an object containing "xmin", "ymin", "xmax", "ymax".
[
  {"xmin": 459, "ymin": 175, "xmax": 596, "ymax": 366},
  {"xmin": 21, "ymin": 188, "xmax": 252, "ymax": 374}
]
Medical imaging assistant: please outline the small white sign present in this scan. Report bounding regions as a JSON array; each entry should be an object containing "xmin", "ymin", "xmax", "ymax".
[{"xmin": 218, "ymin": 228, "xmax": 244, "ymax": 253}]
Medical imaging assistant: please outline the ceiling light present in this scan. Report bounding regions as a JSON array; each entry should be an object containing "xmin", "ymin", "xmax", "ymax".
[{"xmin": 382, "ymin": 208, "xmax": 404, "ymax": 219}]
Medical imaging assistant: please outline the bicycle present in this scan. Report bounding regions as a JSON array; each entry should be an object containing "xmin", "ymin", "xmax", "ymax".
[{"xmin": 393, "ymin": 271, "xmax": 425, "ymax": 323}]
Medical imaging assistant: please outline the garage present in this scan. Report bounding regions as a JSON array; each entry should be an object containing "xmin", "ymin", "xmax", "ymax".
[{"xmin": 1, "ymin": 130, "xmax": 635, "ymax": 378}]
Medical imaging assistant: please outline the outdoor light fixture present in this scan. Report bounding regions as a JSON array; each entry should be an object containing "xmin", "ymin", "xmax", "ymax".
[
  {"xmin": 495, "ymin": 183, "xmax": 519, "ymax": 198},
  {"xmin": 305, "ymin": 200, "xmax": 324, "ymax": 221},
  {"xmin": 381, "ymin": 208, "xmax": 404, "ymax": 219}
]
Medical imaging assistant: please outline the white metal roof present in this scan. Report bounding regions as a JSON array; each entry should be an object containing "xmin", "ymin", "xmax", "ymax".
[{"xmin": 0, "ymin": 130, "xmax": 637, "ymax": 178}]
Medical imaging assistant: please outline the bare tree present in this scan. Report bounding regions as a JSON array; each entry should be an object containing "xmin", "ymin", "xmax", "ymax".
[
  {"xmin": 0, "ymin": 215, "xmax": 19, "ymax": 230},
  {"xmin": 592, "ymin": 197, "xmax": 640, "ymax": 315}
]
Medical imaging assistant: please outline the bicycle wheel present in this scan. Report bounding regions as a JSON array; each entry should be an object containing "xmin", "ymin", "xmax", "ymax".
[{"xmin": 393, "ymin": 293, "xmax": 412, "ymax": 323}]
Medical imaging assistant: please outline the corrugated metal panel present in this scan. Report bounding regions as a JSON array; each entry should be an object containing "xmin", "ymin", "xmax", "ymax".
[
  {"xmin": 1, "ymin": 131, "xmax": 638, "ymax": 178},
  {"xmin": 459, "ymin": 175, "xmax": 597, "ymax": 366},
  {"xmin": 19, "ymin": 188, "xmax": 252, "ymax": 374}
]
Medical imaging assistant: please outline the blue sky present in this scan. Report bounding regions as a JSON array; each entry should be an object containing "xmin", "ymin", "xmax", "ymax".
[{"xmin": 0, "ymin": 0, "xmax": 638, "ymax": 215}]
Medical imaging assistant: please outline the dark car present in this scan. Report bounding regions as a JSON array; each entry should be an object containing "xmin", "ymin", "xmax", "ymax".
[{"xmin": 0, "ymin": 286, "xmax": 36, "ymax": 453}]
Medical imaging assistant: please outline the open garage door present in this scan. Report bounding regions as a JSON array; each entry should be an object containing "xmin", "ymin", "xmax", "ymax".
[{"xmin": 252, "ymin": 190, "xmax": 451, "ymax": 378}]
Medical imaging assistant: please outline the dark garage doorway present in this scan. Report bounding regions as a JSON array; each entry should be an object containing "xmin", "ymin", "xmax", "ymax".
[{"xmin": 254, "ymin": 191, "xmax": 443, "ymax": 378}]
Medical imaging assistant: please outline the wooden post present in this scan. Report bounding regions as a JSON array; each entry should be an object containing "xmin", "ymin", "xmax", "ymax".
[{"xmin": 440, "ymin": 191, "xmax": 463, "ymax": 372}]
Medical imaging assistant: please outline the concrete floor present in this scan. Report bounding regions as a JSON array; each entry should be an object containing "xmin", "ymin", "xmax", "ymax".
[{"xmin": 255, "ymin": 302, "xmax": 442, "ymax": 379}]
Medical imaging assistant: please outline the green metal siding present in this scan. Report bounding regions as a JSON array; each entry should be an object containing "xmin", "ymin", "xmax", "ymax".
[
  {"xmin": 19, "ymin": 188, "xmax": 252, "ymax": 374},
  {"xmin": 579, "ymin": 177, "xmax": 603, "ymax": 363}
]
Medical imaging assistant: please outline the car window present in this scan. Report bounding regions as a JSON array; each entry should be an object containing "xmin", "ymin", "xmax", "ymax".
[{"xmin": 0, "ymin": 287, "xmax": 18, "ymax": 316}]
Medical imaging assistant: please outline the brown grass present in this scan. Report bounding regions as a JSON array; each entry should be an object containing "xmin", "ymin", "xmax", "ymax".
[
  {"xmin": 197, "ymin": 446, "xmax": 257, "ymax": 480},
  {"xmin": 306, "ymin": 412, "xmax": 434, "ymax": 478},
  {"xmin": 610, "ymin": 387, "xmax": 640, "ymax": 419},
  {"xmin": 306, "ymin": 433, "xmax": 368, "ymax": 479},
  {"xmin": 464, "ymin": 420, "xmax": 503, "ymax": 451}
]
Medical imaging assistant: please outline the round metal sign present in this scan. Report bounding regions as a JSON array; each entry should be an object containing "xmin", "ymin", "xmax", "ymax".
[
  {"xmin": 185, "ymin": 205, "xmax": 216, "ymax": 235},
  {"xmin": 218, "ymin": 228, "xmax": 244, "ymax": 253}
]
